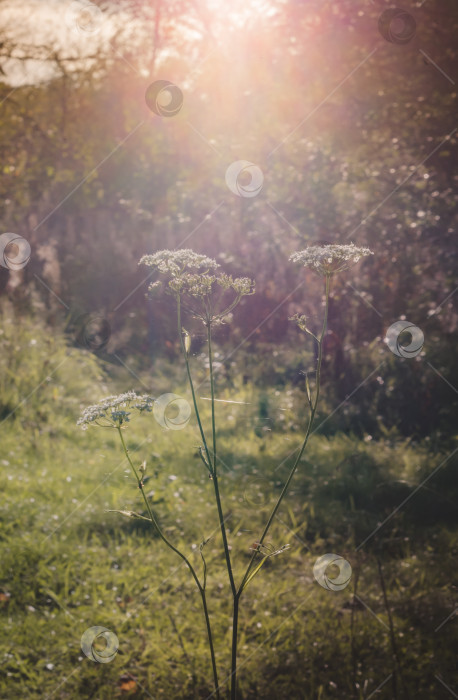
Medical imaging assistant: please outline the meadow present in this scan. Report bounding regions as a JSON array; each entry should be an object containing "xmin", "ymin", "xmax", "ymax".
[{"xmin": 1, "ymin": 311, "xmax": 456, "ymax": 699}]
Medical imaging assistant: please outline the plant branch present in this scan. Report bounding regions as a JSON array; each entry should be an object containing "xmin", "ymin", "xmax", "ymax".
[
  {"xmin": 116, "ymin": 426, "xmax": 220, "ymax": 698},
  {"xmin": 207, "ymin": 322, "xmax": 237, "ymax": 597},
  {"xmin": 177, "ymin": 297, "xmax": 213, "ymax": 473},
  {"xmin": 117, "ymin": 427, "xmax": 201, "ymax": 588},
  {"xmin": 231, "ymin": 274, "xmax": 331, "ymax": 700},
  {"xmin": 238, "ymin": 274, "xmax": 330, "ymax": 596}
]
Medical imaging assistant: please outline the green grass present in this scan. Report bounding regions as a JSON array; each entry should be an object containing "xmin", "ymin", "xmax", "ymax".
[{"xmin": 0, "ymin": 318, "xmax": 457, "ymax": 699}]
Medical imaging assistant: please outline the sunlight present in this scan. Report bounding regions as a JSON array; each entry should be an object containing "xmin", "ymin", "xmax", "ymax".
[
  {"xmin": 206, "ymin": 0, "xmax": 277, "ymax": 28},
  {"xmin": 0, "ymin": 0, "xmax": 119, "ymax": 85},
  {"xmin": 1, "ymin": 0, "xmax": 455, "ymax": 697}
]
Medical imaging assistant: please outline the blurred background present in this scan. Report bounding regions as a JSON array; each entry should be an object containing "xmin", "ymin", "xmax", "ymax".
[{"xmin": 0, "ymin": 0, "xmax": 457, "ymax": 698}]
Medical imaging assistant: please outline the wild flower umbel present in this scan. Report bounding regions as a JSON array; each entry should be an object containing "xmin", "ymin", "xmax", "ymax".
[
  {"xmin": 139, "ymin": 248, "xmax": 254, "ymax": 326},
  {"xmin": 139, "ymin": 249, "xmax": 219, "ymax": 299},
  {"xmin": 77, "ymin": 391, "xmax": 154, "ymax": 429},
  {"xmin": 139, "ymin": 249, "xmax": 219, "ymax": 276},
  {"xmin": 289, "ymin": 243, "xmax": 373, "ymax": 276},
  {"xmin": 175, "ymin": 272, "xmax": 255, "ymax": 326}
]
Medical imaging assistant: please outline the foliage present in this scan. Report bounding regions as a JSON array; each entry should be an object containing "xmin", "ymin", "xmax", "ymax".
[
  {"xmin": 0, "ymin": 0, "xmax": 456, "ymax": 440},
  {"xmin": 0, "ymin": 348, "xmax": 456, "ymax": 698}
]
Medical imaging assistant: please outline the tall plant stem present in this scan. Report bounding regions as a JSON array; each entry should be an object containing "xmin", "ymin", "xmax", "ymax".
[
  {"xmin": 230, "ymin": 274, "xmax": 331, "ymax": 700},
  {"xmin": 117, "ymin": 426, "xmax": 220, "ymax": 699},
  {"xmin": 230, "ymin": 596, "xmax": 239, "ymax": 700},
  {"xmin": 207, "ymin": 322, "xmax": 237, "ymax": 598},
  {"xmin": 200, "ymin": 588, "xmax": 220, "ymax": 700},
  {"xmin": 176, "ymin": 300, "xmax": 236, "ymax": 596},
  {"xmin": 238, "ymin": 274, "xmax": 330, "ymax": 591},
  {"xmin": 177, "ymin": 298, "xmax": 213, "ymax": 471}
]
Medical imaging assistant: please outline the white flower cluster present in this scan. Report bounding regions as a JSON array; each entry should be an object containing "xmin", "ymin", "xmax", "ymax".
[
  {"xmin": 77, "ymin": 391, "xmax": 154, "ymax": 429},
  {"xmin": 139, "ymin": 249, "xmax": 219, "ymax": 276},
  {"xmin": 177, "ymin": 272, "xmax": 254, "ymax": 300},
  {"xmin": 139, "ymin": 248, "xmax": 255, "ymax": 325},
  {"xmin": 289, "ymin": 243, "xmax": 373, "ymax": 275}
]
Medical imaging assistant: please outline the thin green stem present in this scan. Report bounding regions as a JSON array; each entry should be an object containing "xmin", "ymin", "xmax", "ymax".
[
  {"xmin": 117, "ymin": 427, "xmax": 201, "ymax": 586},
  {"xmin": 230, "ymin": 597, "xmax": 239, "ymax": 700},
  {"xmin": 177, "ymin": 297, "xmax": 213, "ymax": 472},
  {"xmin": 207, "ymin": 323, "xmax": 217, "ymax": 472},
  {"xmin": 207, "ymin": 323, "xmax": 237, "ymax": 597},
  {"xmin": 230, "ymin": 275, "xmax": 331, "ymax": 700},
  {"xmin": 176, "ymin": 300, "xmax": 237, "ymax": 598},
  {"xmin": 200, "ymin": 588, "xmax": 220, "ymax": 700},
  {"xmin": 238, "ymin": 274, "xmax": 330, "ymax": 595},
  {"xmin": 117, "ymin": 426, "xmax": 220, "ymax": 698}
]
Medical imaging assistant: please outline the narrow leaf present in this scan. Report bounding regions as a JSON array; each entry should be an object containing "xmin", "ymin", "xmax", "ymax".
[
  {"xmin": 106, "ymin": 509, "xmax": 151, "ymax": 522},
  {"xmin": 305, "ymin": 374, "xmax": 313, "ymax": 408},
  {"xmin": 242, "ymin": 556, "xmax": 269, "ymax": 591},
  {"xmin": 182, "ymin": 328, "xmax": 191, "ymax": 356},
  {"xmin": 198, "ymin": 446, "xmax": 213, "ymax": 475}
]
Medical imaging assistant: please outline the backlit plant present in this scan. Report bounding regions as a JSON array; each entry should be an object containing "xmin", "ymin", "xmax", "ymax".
[{"xmin": 78, "ymin": 244, "xmax": 373, "ymax": 699}]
